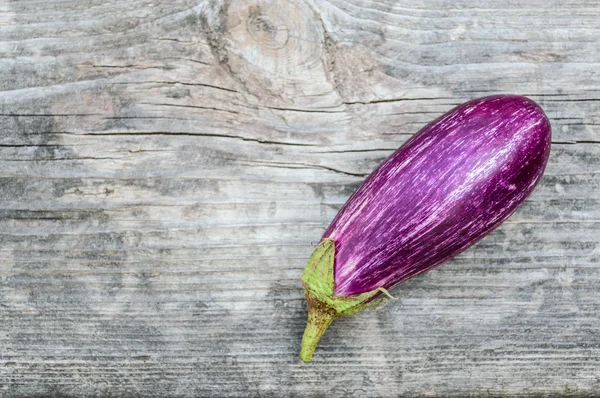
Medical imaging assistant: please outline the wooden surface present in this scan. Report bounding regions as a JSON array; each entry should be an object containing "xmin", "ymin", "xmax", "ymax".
[{"xmin": 1, "ymin": 0, "xmax": 599, "ymax": 396}]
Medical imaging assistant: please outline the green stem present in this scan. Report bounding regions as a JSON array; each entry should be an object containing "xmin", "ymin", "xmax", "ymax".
[
  {"xmin": 299, "ymin": 239, "xmax": 399, "ymax": 361},
  {"xmin": 299, "ymin": 300, "xmax": 335, "ymax": 362}
]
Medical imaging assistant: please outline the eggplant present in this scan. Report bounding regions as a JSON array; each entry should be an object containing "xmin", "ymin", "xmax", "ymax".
[{"xmin": 300, "ymin": 95, "xmax": 551, "ymax": 362}]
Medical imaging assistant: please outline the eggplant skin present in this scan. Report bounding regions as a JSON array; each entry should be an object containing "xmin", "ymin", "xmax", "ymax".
[{"xmin": 325, "ymin": 95, "xmax": 551, "ymax": 297}]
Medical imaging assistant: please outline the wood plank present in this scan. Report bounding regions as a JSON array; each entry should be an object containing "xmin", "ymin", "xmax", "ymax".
[{"xmin": 1, "ymin": 0, "xmax": 599, "ymax": 396}]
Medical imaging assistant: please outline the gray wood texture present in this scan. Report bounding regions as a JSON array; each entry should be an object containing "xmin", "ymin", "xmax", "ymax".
[{"xmin": 1, "ymin": 0, "xmax": 599, "ymax": 396}]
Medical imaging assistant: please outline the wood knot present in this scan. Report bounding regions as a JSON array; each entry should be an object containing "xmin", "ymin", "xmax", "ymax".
[
  {"xmin": 247, "ymin": 12, "xmax": 289, "ymax": 49},
  {"xmin": 226, "ymin": 1, "xmax": 325, "ymax": 78}
]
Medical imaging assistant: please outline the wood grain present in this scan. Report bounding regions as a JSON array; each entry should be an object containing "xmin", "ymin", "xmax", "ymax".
[{"xmin": 0, "ymin": 0, "xmax": 599, "ymax": 396}]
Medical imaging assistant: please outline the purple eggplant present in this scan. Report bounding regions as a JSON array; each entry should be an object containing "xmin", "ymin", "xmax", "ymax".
[{"xmin": 300, "ymin": 95, "xmax": 551, "ymax": 362}]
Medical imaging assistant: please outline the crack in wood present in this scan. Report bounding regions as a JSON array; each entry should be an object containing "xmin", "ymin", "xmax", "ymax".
[
  {"xmin": 138, "ymin": 102, "xmax": 242, "ymax": 115},
  {"xmin": 239, "ymin": 159, "xmax": 369, "ymax": 177},
  {"xmin": 50, "ymin": 131, "xmax": 316, "ymax": 147},
  {"xmin": 342, "ymin": 97, "xmax": 456, "ymax": 105},
  {"xmin": 551, "ymin": 140, "xmax": 600, "ymax": 145},
  {"xmin": 111, "ymin": 81, "xmax": 239, "ymax": 93}
]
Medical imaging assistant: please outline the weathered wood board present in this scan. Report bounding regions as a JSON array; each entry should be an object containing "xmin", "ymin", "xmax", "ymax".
[{"xmin": 1, "ymin": 0, "xmax": 599, "ymax": 396}]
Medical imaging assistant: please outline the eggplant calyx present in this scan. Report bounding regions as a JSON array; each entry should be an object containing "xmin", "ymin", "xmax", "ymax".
[{"xmin": 299, "ymin": 239, "xmax": 389, "ymax": 362}]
